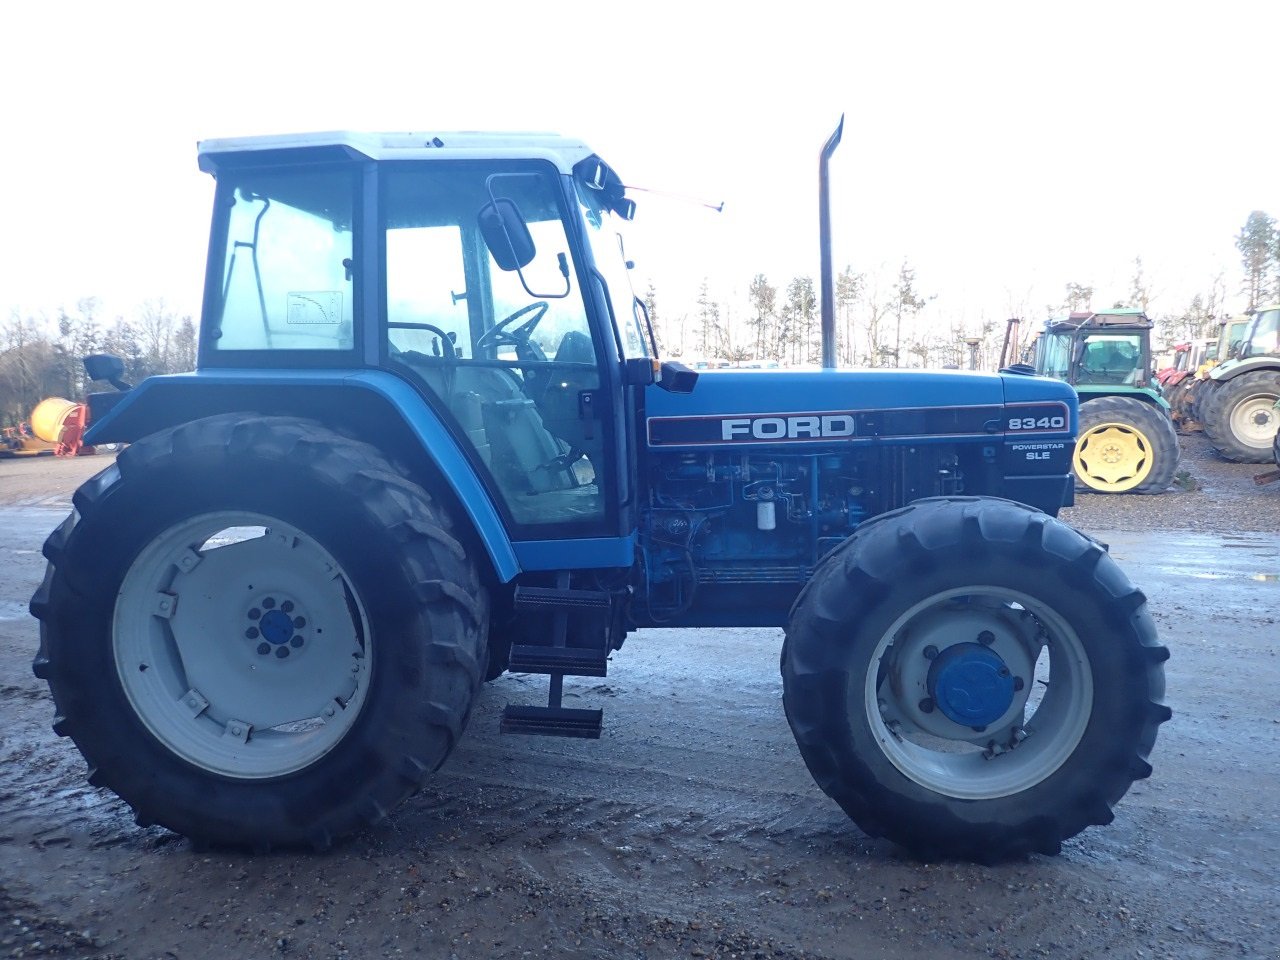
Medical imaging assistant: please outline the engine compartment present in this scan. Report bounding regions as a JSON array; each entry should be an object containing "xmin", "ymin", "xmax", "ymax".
[{"xmin": 638, "ymin": 444, "xmax": 976, "ymax": 623}]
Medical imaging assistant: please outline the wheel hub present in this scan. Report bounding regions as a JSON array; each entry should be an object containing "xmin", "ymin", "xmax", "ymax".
[
  {"xmin": 1099, "ymin": 442, "xmax": 1124, "ymax": 464},
  {"xmin": 927, "ymin": 643, "xmax": 1015, "ymax": 728},
  {"xmin": 247, "ymin": 597, "xmax": 307, "ymax": 658}
]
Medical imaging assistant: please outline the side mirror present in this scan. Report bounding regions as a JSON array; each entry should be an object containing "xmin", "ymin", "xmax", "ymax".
[
  {"xmin": 83, "ymin": 353, "xmax": 130, "ymax": 391},
  {"xmin": 478, "ymin": 199, "xmax": 536, "ymax": 271},
  {"xmin": 611, "ymin": 197, "xmax": 637, "ymax": 221}
]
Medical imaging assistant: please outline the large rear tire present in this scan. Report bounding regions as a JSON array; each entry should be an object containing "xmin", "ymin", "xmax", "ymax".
[
  {"xmin": 30, "ymin": 414, "xmax": 487, "ymax": 849},
  {"xmin": 1200, "ymin": 369, "xmax": 1280, "ymax": 462},
  {"xmin": 1164, "ymin": 379, "xmax": 1193, "ymax": 427},
  {"xmin": 781, "ymin": 497, "xmax": 1169, "ymax": 861},
  {"xmin": 1073, "ymin": 396, "xmax": 1178, "ymax": 494}
]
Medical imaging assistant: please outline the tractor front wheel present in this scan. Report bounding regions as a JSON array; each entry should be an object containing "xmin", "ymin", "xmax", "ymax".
[
  {"xmin": 1073, "ymin": 396, "xmax": 1178, "ymax": 494},
  {"xmin": 781, "ymin": 497, "xmax": 1169, "ymax": 860},
  {"xmin": 30, "ymin": 414, "xmax": 487, "ymax": 849}
]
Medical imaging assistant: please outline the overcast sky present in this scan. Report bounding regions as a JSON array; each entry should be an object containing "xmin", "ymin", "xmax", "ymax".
[{"xmin": 3, "ymin": 1, "xmax": 1277, "ymax": 339}]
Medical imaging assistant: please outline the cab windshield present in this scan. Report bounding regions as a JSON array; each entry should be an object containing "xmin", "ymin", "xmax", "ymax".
[
  {"xmin": 1036, "ymin": 332, "xmax": 1072, "ymax": 379},
  {"xmin": 575, "ymin": 179, "xmax": 650, "ymax": 359},
  {"xmin": 1244, "ymin": 309, "xmax": 1280, "ymax": 358},
  {"xmin": 1077, "ymin": 333, "xmax": 1143, "ymax": 384}
]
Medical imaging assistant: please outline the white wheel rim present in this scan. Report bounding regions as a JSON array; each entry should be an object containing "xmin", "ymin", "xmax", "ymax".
[
  {"xmin": 1229, "ymin": 395, "xmax": 1279, "ymax": 447},
  {"xmin": 862, "ymin": 586, "xmax": 1093, "ymax": 800},
  {"xmin": 113, "ymin": 512, "xmax": 372, "ymax": 779}
]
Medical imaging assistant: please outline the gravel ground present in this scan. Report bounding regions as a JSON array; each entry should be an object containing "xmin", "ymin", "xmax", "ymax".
[
  {"xmin": 0, "ymin": 438, "xmax": 1277, "ymax": 960},
  {"xmin": 1062, "ymin": 430, "xmax": 1280, "ymax": 533}
]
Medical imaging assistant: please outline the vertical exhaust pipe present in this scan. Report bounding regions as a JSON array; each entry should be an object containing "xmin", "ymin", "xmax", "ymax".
[{"xmin": 819, "ymin": 115, "xmax": 845, "ymax": 369}]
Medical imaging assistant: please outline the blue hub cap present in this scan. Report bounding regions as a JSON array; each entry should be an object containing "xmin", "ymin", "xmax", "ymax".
[
  {"xmin": 927, "ymin": 643, "xmax": 1015, "ymax": 727},
  {"xmin": 260, "ymin": 609, "xmax": 295, "ymax": 646}
]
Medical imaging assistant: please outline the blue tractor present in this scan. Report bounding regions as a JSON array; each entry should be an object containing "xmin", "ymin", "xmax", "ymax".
[{"xmin": 30, "ymin": 125, "xmax": 1168, "ymax": 860}]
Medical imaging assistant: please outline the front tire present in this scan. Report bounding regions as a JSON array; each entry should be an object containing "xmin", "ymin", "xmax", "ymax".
[
  {"xmin": 30, "ymin": 414, "xmax": 487, "ymax": 849},
  {"xmin": 781, "ymin": 497, "xmax": 1169, "ymax": 861}
]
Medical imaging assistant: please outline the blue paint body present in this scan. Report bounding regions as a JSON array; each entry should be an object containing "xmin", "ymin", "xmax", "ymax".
[
  {"xmin": 82, "ymin": 362, "xmax": 1079, "ymax": 622},
  {"xmin": 646, "ymin": 368, "xmax": 1007, "ymax": 421},
  {"xmin": 84, "ymin": 368, "xmax": 525, "ymax": 581}
]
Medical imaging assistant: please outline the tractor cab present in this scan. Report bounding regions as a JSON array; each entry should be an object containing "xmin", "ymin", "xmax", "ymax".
[
  {"xmin": 1035, "ymin": 310, "xmax": 1155, "ymax": 389},
  {"xmin": 194, "ymin": 132, "xmax": 652, "ymax": 542},
  {"xmin": 1241, "ymin": 306, "xmax": 1280, "ymax": 359}
]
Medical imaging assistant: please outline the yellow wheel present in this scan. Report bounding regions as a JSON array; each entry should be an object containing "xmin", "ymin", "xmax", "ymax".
[
  {"xmin": 1074, "ymin": 422, "xmax": 1153, "ymax": 491},
  {"xmin": 1074, "ymin": 397, "xmax": 1178, "ymax": 495}
]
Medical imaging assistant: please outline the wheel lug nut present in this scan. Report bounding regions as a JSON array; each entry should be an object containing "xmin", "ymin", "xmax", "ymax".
[
  {"xmin": 290, "ymin": 636, "xmax": 304, "ymax": 648},
  {"xmin": 1013, "ymin": 676, "xmax": 1025, "ymax": 691},
  {"xmin": 998, "ymin": 666, "xmax": 1010, "ymax": 678},
  {"xmin": 972, "ymin": 724, "xmax": 987, "ymax": 732},
  {"xmin": 245, "ymin": 627, "xmax": 260, "ymax": 640},
  {"xmin": 293, "ymin": 616, "xmax": 306, "ymax": 629},
  {"xmin": 281, "ymin": 600, "xmax": 294, "ymax": 613},
  {"xmin": 248, "ymin": 608, "xmax": 261, "ymax": 620},
  {"xmin": 275, "ymin": 646, "xmax": 290, "ymax": 659},
  {"xmin": 257, "ymin": 642, "xmax": 271, "ymax": 655},
  {"xmin": 977, "ymin": 630, "xmax": 995, "ymax": 645},
  {"xmin": 923, "ymin": 645, "xmax": 939, "ymax": 660},
  {"xmin": 919, "ymin": 697, "xmax": 935, "ymax": 713},
  {"xmin": 262, "ymin": 597, "xmax": 276, "ymax": 609}
]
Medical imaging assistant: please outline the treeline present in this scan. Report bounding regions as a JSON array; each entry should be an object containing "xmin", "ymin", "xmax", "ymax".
[
  {"xmin": 647, "ymin": 209, "xmax": 1271, "ymax": 371},
  {"xmin": 647, "ymin": 262, "xmax": 978, "ymax": 369},
  {"xmin": 0, "ymin": 299, "xmax": 195, "ymax": 425}
]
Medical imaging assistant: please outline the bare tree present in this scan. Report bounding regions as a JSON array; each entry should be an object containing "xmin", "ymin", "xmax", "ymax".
[{"xmin": 835, "ymin": 265, "xmax": 863, "ymax": 366}]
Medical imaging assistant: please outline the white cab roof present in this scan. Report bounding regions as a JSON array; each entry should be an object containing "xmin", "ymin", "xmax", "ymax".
[{"xmin": 196, "ymin": 131, "xmax": 597, "ymax": 174}]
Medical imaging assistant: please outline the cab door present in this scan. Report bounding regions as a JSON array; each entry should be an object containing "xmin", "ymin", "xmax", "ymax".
[{"xmin": 381, "ymin": 161, "xmax": 627, "ymax": 560}]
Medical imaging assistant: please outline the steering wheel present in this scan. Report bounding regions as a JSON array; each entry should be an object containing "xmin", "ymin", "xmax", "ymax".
[
  {"xmin": 387, "ymin": 321, "xmax": 457, "ymax": 360},
  {"xmin": 476, "ymin": 302, "xmax": 549, "ymax": 351}
]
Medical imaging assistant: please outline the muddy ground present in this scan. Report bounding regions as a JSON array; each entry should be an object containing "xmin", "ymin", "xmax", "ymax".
[{"xmin": 0, "ymin": 440, "xmax": 1277, "ymax": 960}]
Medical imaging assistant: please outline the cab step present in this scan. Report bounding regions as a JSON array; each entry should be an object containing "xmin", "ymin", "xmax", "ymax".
[
  {"xmin": 500, "ymin": 705, "xmax": 603, "ymax": 739},
  {"xmin": 507, "ymin": 644, "xmax": 608, "ymax": 677},
  {"xmin": 513, "ymin": 585, "xmax": 611, "ymax": 612}
]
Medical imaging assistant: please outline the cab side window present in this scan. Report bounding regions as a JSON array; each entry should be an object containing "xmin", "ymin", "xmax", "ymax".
[{"xmin": 212, "ymin": 168, "xmax": 357, "ymax": 352}]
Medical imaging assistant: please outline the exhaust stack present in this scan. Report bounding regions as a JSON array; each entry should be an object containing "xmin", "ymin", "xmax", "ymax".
[{"xmin": 819, "ymin": 115, "xmax": 845, "ymax": 370}]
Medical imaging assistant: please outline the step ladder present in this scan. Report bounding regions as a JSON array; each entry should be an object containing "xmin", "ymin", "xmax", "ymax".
[{"xmin": 500, "ymin": 575, "xmax": 612, "ymax": 739}]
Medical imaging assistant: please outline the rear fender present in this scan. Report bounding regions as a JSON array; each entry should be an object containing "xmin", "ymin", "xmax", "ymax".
[
  {"xmin": 1208, "ymin": 356, "xmax": 1280, "ymax": 383},
  {"xmin": 82, "ymin": 369, "xmax": 520, "ymax": 582},
  {"xmin": 1077, "ymin": 387, "xmax": 1170, "ymax": 411}
]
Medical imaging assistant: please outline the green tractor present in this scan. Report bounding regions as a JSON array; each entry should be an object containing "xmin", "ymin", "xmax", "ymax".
[
  {"xmin": 1034, "ymin": 310, "xmax": 1178, "ymax": 494},
  {"xmin": 1197, "ymin": 306, "xmax": 1280, "ymax": 462},
  {"xmin": 1175, "ymin": 315, "xmax": 1252, "ymax": 429}
]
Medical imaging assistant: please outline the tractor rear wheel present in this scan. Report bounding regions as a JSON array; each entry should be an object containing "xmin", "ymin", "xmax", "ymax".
[
  {"xmin": 1072, "ymin": 396, "xmax": 1178, "ymax": 494},
  {"xmin": 30, "ymin": 414, "xmax": 487, "ymax": 849},
  {"xmin": 1200, "ymin": 369, "xmax": 1280, "ymax": 462},
  {"xmin": 781, "ymin": 497, "xmax": 1169, "ymax": 861}
]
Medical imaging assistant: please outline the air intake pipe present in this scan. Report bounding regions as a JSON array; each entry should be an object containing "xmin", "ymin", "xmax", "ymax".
[{"xmin": 819, "ymin": 115, "xmax": 844, "ymax": 370}]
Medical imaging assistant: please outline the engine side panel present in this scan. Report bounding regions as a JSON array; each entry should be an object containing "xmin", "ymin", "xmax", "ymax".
[{"xmin": 635, "ymin": 370, "xmax": 1076, "ymax": 627}]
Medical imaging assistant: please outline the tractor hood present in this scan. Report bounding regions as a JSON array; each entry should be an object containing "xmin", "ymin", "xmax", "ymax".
[{"xmin": 644, "ymin": 369, "xmax": 1075, "ymax": 450}]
